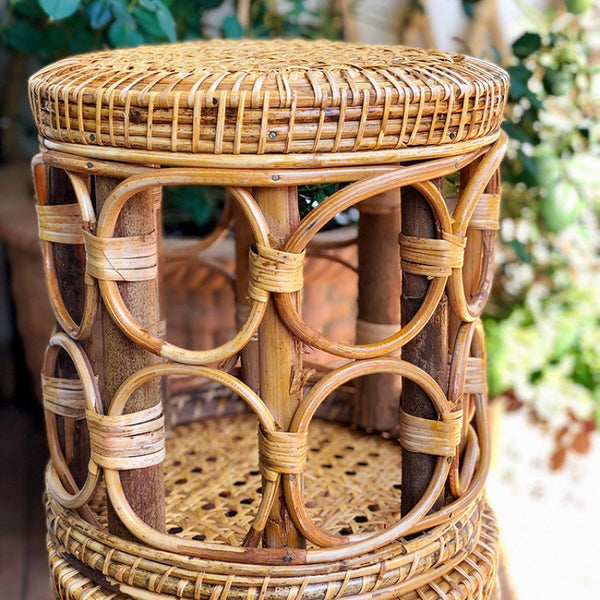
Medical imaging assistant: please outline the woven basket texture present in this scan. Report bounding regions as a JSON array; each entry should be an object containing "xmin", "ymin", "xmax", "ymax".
[{"xmin": 29, "ymin": 39, "xmax": 508, "ymax": 157}]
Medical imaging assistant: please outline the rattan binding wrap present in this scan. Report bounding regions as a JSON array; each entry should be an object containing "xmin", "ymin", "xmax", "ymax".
[{"xmin": 29, "ymin": 40, "xmax": 508, "ymax": 160}]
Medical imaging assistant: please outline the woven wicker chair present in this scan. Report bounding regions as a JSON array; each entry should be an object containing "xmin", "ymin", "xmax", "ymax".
[{"xmin": 29, "ymin": 39, "xmax": 508, "ymax": 600}]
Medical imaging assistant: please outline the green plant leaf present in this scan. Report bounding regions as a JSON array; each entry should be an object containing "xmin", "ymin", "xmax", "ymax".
[
  {"xmin": 566, "ymin": 0, "xmax": 592, "ymax": 14},
  {"xmin": 2, "ymin": 20, "xmax": 43, "ymax": 52},
  {"xmin": 507, "ymin": 65, "xmax": 532, "ymax": 101},
  {"xmin": 512, "ymin": 32, "xmax": 542, "ymax": 60},
  {"xmin": 39, "ymin": 0, "xmax": 82, "ymax": 20},
  {"xmin": 502, "ymin": 120, "xmax": 533, "ymax": 144},
  {"xmin": 541, "ymin": 181, "xmax": 582, "ymax": 232},
  {"xmin": 222, "ymin": 15, "xmax": 244, "ymax": 39},
  {"xmin": 108, "ymin": 19, "xmax": 145, "ymax": 47},
  {"xmin": 12, "ymin": 0, "xmax": 46, "ymax": 18},
  {"xmin": 109, "ymin": 0, "xmax": 134, "ymax": 25},
  {"xmin": 132, "ymin": 0, "xmax": 176, "ymax": 41},
  {"xmin": 87, "ymin": 0, "xmax": 113, "ymax": 29}
]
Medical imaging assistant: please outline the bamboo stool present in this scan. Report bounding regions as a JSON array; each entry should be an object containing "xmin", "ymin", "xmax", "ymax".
[{"xmin": 29, "ymin": 39, "xmax": 508, "ymax": 600}]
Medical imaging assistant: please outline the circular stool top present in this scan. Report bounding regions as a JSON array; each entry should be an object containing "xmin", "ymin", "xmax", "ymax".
[{"xmin": 29, "ymin": 39, "xmax": 508, "ymax": 166}]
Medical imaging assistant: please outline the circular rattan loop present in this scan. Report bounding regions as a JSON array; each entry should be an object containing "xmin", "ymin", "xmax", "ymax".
[
  {"xmin": 33, "ymin": 155, "xmax": 99, "ymax": 339},
  {"xmin": 284, "ymin": 357, "xmax": 456, "ymax": 549},
  {"xmin": 275, "ymin": 154, "xmax": 476, "ymax": 359},
  {"xmin": 94, "ymin": 171, "xmax": 270, "ymax": 365},
  {"xmin": 448, "ymin": 320, "xmax": 487, "ymax": 497},
  {"xmin": 447, "ymin": 133, "xmax": 507, "ymax": 322},
  {"xmin": 42, "ymin": 332, "xmax": 103, "ymax": 509},
  {"xmin": 99, "ymin": 362, "xmax": 313, "ymax": 564}
]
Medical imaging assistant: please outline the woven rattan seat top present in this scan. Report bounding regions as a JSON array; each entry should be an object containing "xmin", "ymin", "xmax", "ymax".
[{"xmin": 30, "ymin": 39, "xmax": 508, "ymax": 165}]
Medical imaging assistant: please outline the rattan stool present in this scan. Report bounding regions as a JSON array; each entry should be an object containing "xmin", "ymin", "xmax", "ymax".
[{"xmin": 29, "ymin": 39, "xmax": 508, "ymax": 600}]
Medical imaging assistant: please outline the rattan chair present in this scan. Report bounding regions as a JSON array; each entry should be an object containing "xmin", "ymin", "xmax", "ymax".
[{"xmin": 29, "ymin": 39, "xmax": 508, "ymax": 600}]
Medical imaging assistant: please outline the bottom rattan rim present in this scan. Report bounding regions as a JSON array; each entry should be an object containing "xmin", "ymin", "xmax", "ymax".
[{"xmin": 48, "ymin": 506, "xmax": 498, "ymax": 600}]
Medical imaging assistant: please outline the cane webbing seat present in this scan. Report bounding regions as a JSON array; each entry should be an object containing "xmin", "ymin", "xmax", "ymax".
[{"xmin": 29, "ymin": 39, "xmax": 508, "ymax": 162}]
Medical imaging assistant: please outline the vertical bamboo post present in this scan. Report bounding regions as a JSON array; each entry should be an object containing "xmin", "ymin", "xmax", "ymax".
[
  {"xmin": 354, "ymin": 190, "xmax": 402, "ymax": 432},
  {"xmin": 255, "ymin": 185, "xmax": 305, "ymax": 549},
  {"xmin": 49, "ymin": 166, "xmax": 90, "ymax": 487},
  {"xmin": 400, "ymin": 181, "xmax": 448, "ymax": 516},
  {"xmin": 95, "ymin": 176, "xmax": 165, "ymax": 537},
  {"xmin": 233, "ymin": 200, "xmax": 260, "ymax": 394}
]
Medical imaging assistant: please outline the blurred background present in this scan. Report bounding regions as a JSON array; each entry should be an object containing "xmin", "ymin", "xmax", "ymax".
[{"xmin": 0, "ymin": 1, "xmax": 599, "ymax": 599}]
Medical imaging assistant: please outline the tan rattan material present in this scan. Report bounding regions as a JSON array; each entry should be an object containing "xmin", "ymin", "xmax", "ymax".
[
  {"xmin": 30, "ymin": 38, "xmax": 508, "ymax": 600},
  {"xmin": 46, "ymin": 414, "xmax": 499, "ymax": 600},
  {"xmin": 29, "ymin": 40, "xmax": 508, "ymax": 162}
]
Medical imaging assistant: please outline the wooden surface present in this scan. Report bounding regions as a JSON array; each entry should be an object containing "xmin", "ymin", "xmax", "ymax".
[
  {"xmin": 0, "ymin": 406, "xmax": 52, "ymax": 600},
  {"xmin": 255, "ymin": 186, "xmax": 305, "ymax": 549},
  {"xmin": 400, "ymin": 182, "xmax": 448, "ymax": 516}
]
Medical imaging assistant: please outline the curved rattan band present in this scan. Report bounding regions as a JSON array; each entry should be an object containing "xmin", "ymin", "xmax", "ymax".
[
  {"xmin": 248, "ymin": 244, "xmax": 304, "ymax": 302},
  {"xmin": 86, "ymin": 403, "xmax": 165, "ymax": 470},
  {"xmin": 36, "ymin": 203, "xmax": 84, "ymax": 244},
  {"xmin": 42, "ymin": 375, "xmax": 87, "ymax": 420},
  {"xmin": 468, "ymin": 192, "xmax": 501, "ymax": 230},
  {"xmin": 399, "ymin": 231, "xmax": 466, "ymax": 278},
  {"xmin": 464, "ymin": 357, "xmax": 488, "ymax": 395},
  {"xmin": 258, "ymin": 428, "xmax": 308, "ymax": 482},
  {"xmin": 399, "ymin": 409, "xmax": 463, "ymax": 456},
  {"xmin": 83, "ymin": 229, "xmax": 158, "ymax": 282}
]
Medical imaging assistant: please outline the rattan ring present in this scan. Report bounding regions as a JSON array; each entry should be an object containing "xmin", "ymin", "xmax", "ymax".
[
  {"xmin": 95, "ymin": 361, "xmax": 312, "ymax": 565},
  {"xmin": 94, "ymin": 171, "xmax": 270, "ymax": 365},
  {"xmin": 43, "ymin": 332, "xmax": 103, "ymax": 509},
  {"xmin": 285, "ymin": 357, "xmax": 457, "ymax": 549},
  {"xmin": 275, "ymin": 152, "xmax": 478, "ymax": 359},
  {"xmin": 33, "ymin": 155, "xmax": 99, "ymax": 339},
  {"xmin": 447, "ymin": 133, "xmax": 507, "ymax": 321}
]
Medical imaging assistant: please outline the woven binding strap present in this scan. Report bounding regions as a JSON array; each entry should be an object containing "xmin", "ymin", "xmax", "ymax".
[
  {"xmin": 248, "ymin": 244, "xmax": 304, "ymax": 302},
  {"xmin": 464, "ymin": 357, "xmax": 488, "ymax": 395},
  {"xmin": 399, "ymin": 409, "xmax": 463, "ymax": 456},
  {"xmin": 399, "ymin": 232, "xmax": 466, "ymax": 278},
  {"xmin": 42, "ymin": 375, "xmax": 86, "ymax": 420},
  {"xmin": 36, "ymin": 204, "xmax": 84, "ymax": 244},
  {"xmin": 83, "ymin": 229, "xmax": 158, "ymax": 282},
  {"xmin": 258, "ymin": 428, "xmax": 308, "ymax": 482},
  {"xmin": 86, "ymin": 403, "xmax": 165, "ymax": 470},
  {"xmin": 468, "ymin": 193, "xmax": 501, "ymax": 230}
]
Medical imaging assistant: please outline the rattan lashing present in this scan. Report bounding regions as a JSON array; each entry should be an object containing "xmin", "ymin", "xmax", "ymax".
[{"xmin": 29, "ymin": 39, "xmax": 508, "ymax": 600}]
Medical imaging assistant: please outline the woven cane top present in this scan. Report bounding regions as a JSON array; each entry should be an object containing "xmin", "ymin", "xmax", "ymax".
[{"xmin": 29, "ymin": 39, "xmax": 508, "ymax": 166}]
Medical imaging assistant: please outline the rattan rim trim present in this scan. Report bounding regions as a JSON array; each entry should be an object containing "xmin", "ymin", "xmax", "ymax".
[{"xmin": 41, "ymin": 133, "xmax": 500, "ymax": 169}]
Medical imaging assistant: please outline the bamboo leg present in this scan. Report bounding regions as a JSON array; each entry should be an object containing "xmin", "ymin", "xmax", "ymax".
[
  {"xmin": 233, "ymin": 200, "xmax": 260, "ymax": 394},
  {"xmin": 354, "ymin": 190, "xmax": 401, "ymax": 433},
  {"xmin": 49, "ymin": 166, "xmax": 90, "ymax": 488},
  {"xmin": 255, "ymin": 186, "xmax": 305, "ymax": 549},
  {"xmin": 400, "ymin": 181, "xmax": 448, "ymax": 516},
  {"xmin": 95, "ymin": 176, "xmax": 165, "ymax": 537}
]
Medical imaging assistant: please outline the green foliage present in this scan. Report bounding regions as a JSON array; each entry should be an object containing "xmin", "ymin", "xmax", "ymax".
[
  {"xmin": 39, "ymin": 0, "xmax": 81, "ymax": 21},
  {"xmin": 487, "ymin": 7, "xmax": 600, "ymax": 430},
  {"xmin": 1, "ymin": 0, "xmax": 342, "ymax": 63}
]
